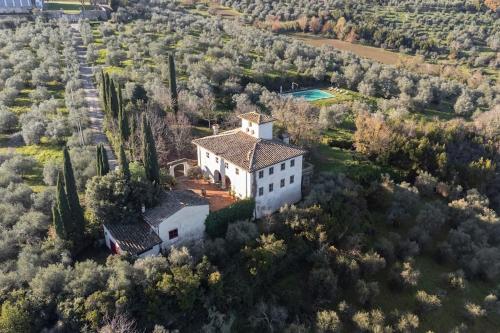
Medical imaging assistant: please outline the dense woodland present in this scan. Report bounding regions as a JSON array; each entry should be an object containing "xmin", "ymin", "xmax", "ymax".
[{"xmin": 0, "ymin": 0, "xmax": 499, "ymax": 332}]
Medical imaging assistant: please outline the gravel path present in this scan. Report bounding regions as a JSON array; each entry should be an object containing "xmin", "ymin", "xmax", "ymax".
[{"xmin": 71, "ymin": 24, "xmax": 117, "ymax": 169}]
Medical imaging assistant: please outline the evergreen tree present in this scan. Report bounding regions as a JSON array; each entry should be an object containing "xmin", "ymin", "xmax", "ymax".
[
  {"xmin": 168, "ymin": 53, "xmax": 178, "ymax": 114},
  {"xmin": 109, "ymin": 80, "xmax": 119, "ymax": 118},
  {"xmin": 62, "ymin": 147, "xmax": 85, "ymax": 241},
  {"xmin": 118, "ymin": 100, "xmax": 130, "ymax": 143},
  {"xmin": 142, "ymin": 114, "xmax": 160, "ymax": 185},
  {"xmin": 129, "ymin": 112, "xmax": 137, "ymax": 158},
  {"xmin": 96, "ymin": 144, "xmax": 110, "ymax": 177},
  {"xmin": 100, "ymin": 70, "xmax": 108, "ymax": 113},
  {"xmin": 104, "ymin": 73, "xmax": 111, "ymax": 114},
  {"xmin": 119, "ymin": 144, "xmax": 131, "ymax": 181},
  {"xmin": 53, "ymin": 172, "xmax": 70, "ymax": 240}
]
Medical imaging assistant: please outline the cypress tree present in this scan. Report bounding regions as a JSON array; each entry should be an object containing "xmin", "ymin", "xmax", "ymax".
[
  {"xmin": 129, "ymin": 113, "xmax": 137, "ymax": 158},
  {"xmin": 142, "ymin": 114, "xmax": 160, "ymax": 185},
  {"xmin": 118, "ymin": 95, "xmax": 130, "ymax": 143},
  {"xmin": 62, "ymin": 147, "xmax": 85, "ymax": 241},
  {"xmin": 53, "ymin": 172, "xmax": 70, "ymax": 240},
  {"xmin": 109, "ymin": 80, "xmax": 119, "ymax": 118},
  {"xmin": 96, "ymin": 145, "xmax": 101, "ymax": 176},
  {"xmin": 168, "ymin": 53, "xmax": 178, "ymax": 114},
  {"xmin": 100, "ymin": 70, "xmax": 108, "ymax": 112},
  {"xmin": 104, "ymin": 73, "xmax": 111, "ymax": 115},
  {"xmin": 119, "ymin": 144, "xmax": 131, "ymax": 181},
  {"xmin": 96, "ymin": 144, "xmax": 110, "ymax": 177}
]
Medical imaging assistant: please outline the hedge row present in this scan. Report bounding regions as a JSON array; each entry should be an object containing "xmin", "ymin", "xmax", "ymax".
[{"xmin": 205, "ymin": 198, "xmax": 255, "ymax": 238}]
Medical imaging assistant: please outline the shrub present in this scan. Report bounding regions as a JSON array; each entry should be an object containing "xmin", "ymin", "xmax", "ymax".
[
  {"xmin": 0, "ymin": 108, "xmax": 18, "ymax": 133},
  {"xmin": 463, "ymin": 302, "xmax": 486, "ymax": 321},
  {"xmin": 390, "ymin": 261, "xmax": 420, "ymax": 290},
  {"xmin": 352, "ymin": 309, "xmax": 385, "ymax": 332},
  {"xmin": 360, "ymin": 250, "xmax": 386, "ymax": 276},
  {"xmin": 444, "ymin": 270, "xmax": 466, "ymax": 290},
  {"xmin": 43, "ymin": 160, "xmax": 61, "ymax": 186},
  {"xmin": 415, "ymin": 290, "xmax": 441, "ymax": 312},
  {"xmin": 414, "ymin": 170, "xmax": 437, "ymax": 197},
  {"xmin": 1, "ymin": 155, "xmax": 36, "ymax": 176},
  {"xmin": 356, "ymin": 280, "xmax": 379, "ymax": 306},
  {"xmin": 160, "ymin": 169, "xmax": 176, "ymax": 189},
  {"xmin": 187, "ymin": 166, "xmax": 203, "ymax": 179},
  {"xmin": 316, "ymin": 310, "xmax": 341, "ymax": 333},
  {"xmin": 226, "ymin": 220, "xmax": 258, "ymax": 251},
  {"xmin": 205, "ymin": 198, "xmax": 255, "ymax": 238},
  {"xmin": 396, "ymin": 312, "xmax": 419, "ymax": 332}
]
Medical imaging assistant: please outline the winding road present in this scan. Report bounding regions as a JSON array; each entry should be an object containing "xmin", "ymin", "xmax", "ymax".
[{"xmin": 71, "ymin": 24, "xmax": 117, "ymax": 169}]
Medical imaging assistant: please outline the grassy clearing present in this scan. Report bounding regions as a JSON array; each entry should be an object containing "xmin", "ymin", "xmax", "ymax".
[
  {"xmin": 291, "ymin": 33, "xmax": 413, "ymax": 66},
  {"xmin": 45, "ymin": 1, "xmax": 92, "ymax": 13},
  {"xmin": 0, "ymin": 139, "xmax": 64, "ymax": 191}
]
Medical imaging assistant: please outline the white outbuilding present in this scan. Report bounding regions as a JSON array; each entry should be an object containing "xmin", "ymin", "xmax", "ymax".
[
  {"xmin": 192, "ymin": 112, "xmax": 307, "ymax": 218},
  {"xmin": 144, "ymin": 190, "xmax": 209, "ymax": 250}
]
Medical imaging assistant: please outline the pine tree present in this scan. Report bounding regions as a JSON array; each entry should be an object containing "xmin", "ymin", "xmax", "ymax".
[
  {"xmin": 168, "ymin": 52, "xmax": 178, "ymax": 114},
  {"xmin": 53, "ymin": 172, "xmax": 70, "ymax": 240},
  {"xmin": 142, "ymin": 114, "xmax": 160, "ymax": 185},
  {"xmin": 96, "ymin": 144, "xmax": 110, "ymax": 177},
  {"xmin": 62, "ymin": 147, "xmax": 85, "ymax": 242},
  {"xmin": 109, "ymin": 80, "xmax": 119, "ymax": 118},
  {"xmin": 119, "ymin": 144, "xmax": 131, "ymax": 181}
]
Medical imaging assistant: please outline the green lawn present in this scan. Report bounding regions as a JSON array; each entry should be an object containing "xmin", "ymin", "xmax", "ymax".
[{"xmin": 45, "ymin": 1, "xmax": 92, "ymax": 13}]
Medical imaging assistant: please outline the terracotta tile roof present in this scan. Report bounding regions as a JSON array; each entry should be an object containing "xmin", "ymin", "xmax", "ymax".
[
  {"xmin": 192, "ymin": 130, "xmax": 306, "ymax": 172},
  {"xmin": 144, "ymin": 190, "xmax": 208, "ymax": 227},
  {"xmin": 238, "ymin": 112, "xmax": 274, "ymax": 124},
  {"xmin": 105, "ymin": 222, "xmax": 161, "ymax": 255}
]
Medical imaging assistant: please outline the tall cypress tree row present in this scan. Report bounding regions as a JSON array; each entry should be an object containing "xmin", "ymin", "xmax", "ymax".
[
  {"xmin": 53, "ymin": 172, "xmax": 70, "ymax": 240},
  {"xmin": 119, "ymin": 144, "xmax": 131, "ymax": 181},
  {"xmin": 62, "ymin": 147, "xmax": 85, "ymax": 242},
  {"xmin": 168, "ymin": 53, "xmax": 178, "ymax": 114},
  {"xmin": 141, "ymin": 114, "xmax": 160, "ymax": 185},
  {"xmin": 96, "ymin": 144, "xmax": 110, "ymax": 177},
  {"xmin": 109, "ymin": 80, "xmax": 119, "ymax": 119}
]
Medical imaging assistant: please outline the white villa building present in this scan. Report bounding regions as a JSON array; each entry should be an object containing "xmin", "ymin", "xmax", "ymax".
[{"xmin": 192, "ymin": 112, "xmax": 307, "ymax": 218}]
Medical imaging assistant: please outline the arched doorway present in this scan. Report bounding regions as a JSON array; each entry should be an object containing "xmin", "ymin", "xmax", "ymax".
[
  {"xmin": 173, "ymin": 164, "xmax": 185, "ymax": 177},
  {"xmin": 224, "ymin": 175, "xmax": 231, "ymax": 191},
  {"xmin": 214, "ymin": 170, "xmax": 222, "ymax": 183}
]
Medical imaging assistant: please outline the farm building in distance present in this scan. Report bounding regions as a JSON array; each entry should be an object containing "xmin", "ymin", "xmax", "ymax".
[{"xmin": 0, "ymin": 0, "xmax": 43, "ymax": 14}]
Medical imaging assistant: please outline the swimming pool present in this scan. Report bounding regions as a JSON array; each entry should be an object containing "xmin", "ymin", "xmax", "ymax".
[{"xmin": 284, "ymin": 89, "xmax": 334, "ymax": 101}]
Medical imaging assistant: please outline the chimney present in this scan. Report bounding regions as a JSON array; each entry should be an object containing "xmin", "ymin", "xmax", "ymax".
[
  {"xmin": 212, "ymin": 124, "xmax": 219, "ymax": 135},
  {"xmin": 281, "ymin": 133, "xmax": 290, "ymax": 144},
  {"xmin": 141, "ymin": 205, "xmax": 146, "ymax": 213}
]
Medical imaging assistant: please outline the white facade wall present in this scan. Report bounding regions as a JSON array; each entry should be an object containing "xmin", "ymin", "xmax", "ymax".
[
  {"xmin": 254, "ymin": 155, "xmax": 303, "ymax": 218},
  {"xmin": 197, "ymin": 146, "xmax": 252, "ymax": 199},
  {"xmin": 241, "ymin": 119, "xmax": 273, "ymax": 140},
  {"xmin": 104, "ymin": 225, "xmax": 114, "ymax": 250},
  {"xmin": 139, "ymin": 244, "xmax": 161, "ymax": 258},
  {"xmin": 156, "ymin": 205, "xmax": 209, "ymax": 250}
]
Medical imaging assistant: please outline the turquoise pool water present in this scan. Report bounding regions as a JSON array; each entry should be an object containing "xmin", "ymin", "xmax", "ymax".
[{"xmin": 284, "ymin": 89, "xmax": 334, "ymax": 101}]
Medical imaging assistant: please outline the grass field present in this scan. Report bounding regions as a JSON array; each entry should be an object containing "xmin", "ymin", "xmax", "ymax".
[{"xmin": 45, "ymin": 0, "xmax": 92, "ymax": 13}]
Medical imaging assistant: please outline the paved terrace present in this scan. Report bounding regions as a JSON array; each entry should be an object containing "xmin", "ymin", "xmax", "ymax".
[{"xmin": 176, "ymin": 177, "xmax": 236, "ymax": 212}]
